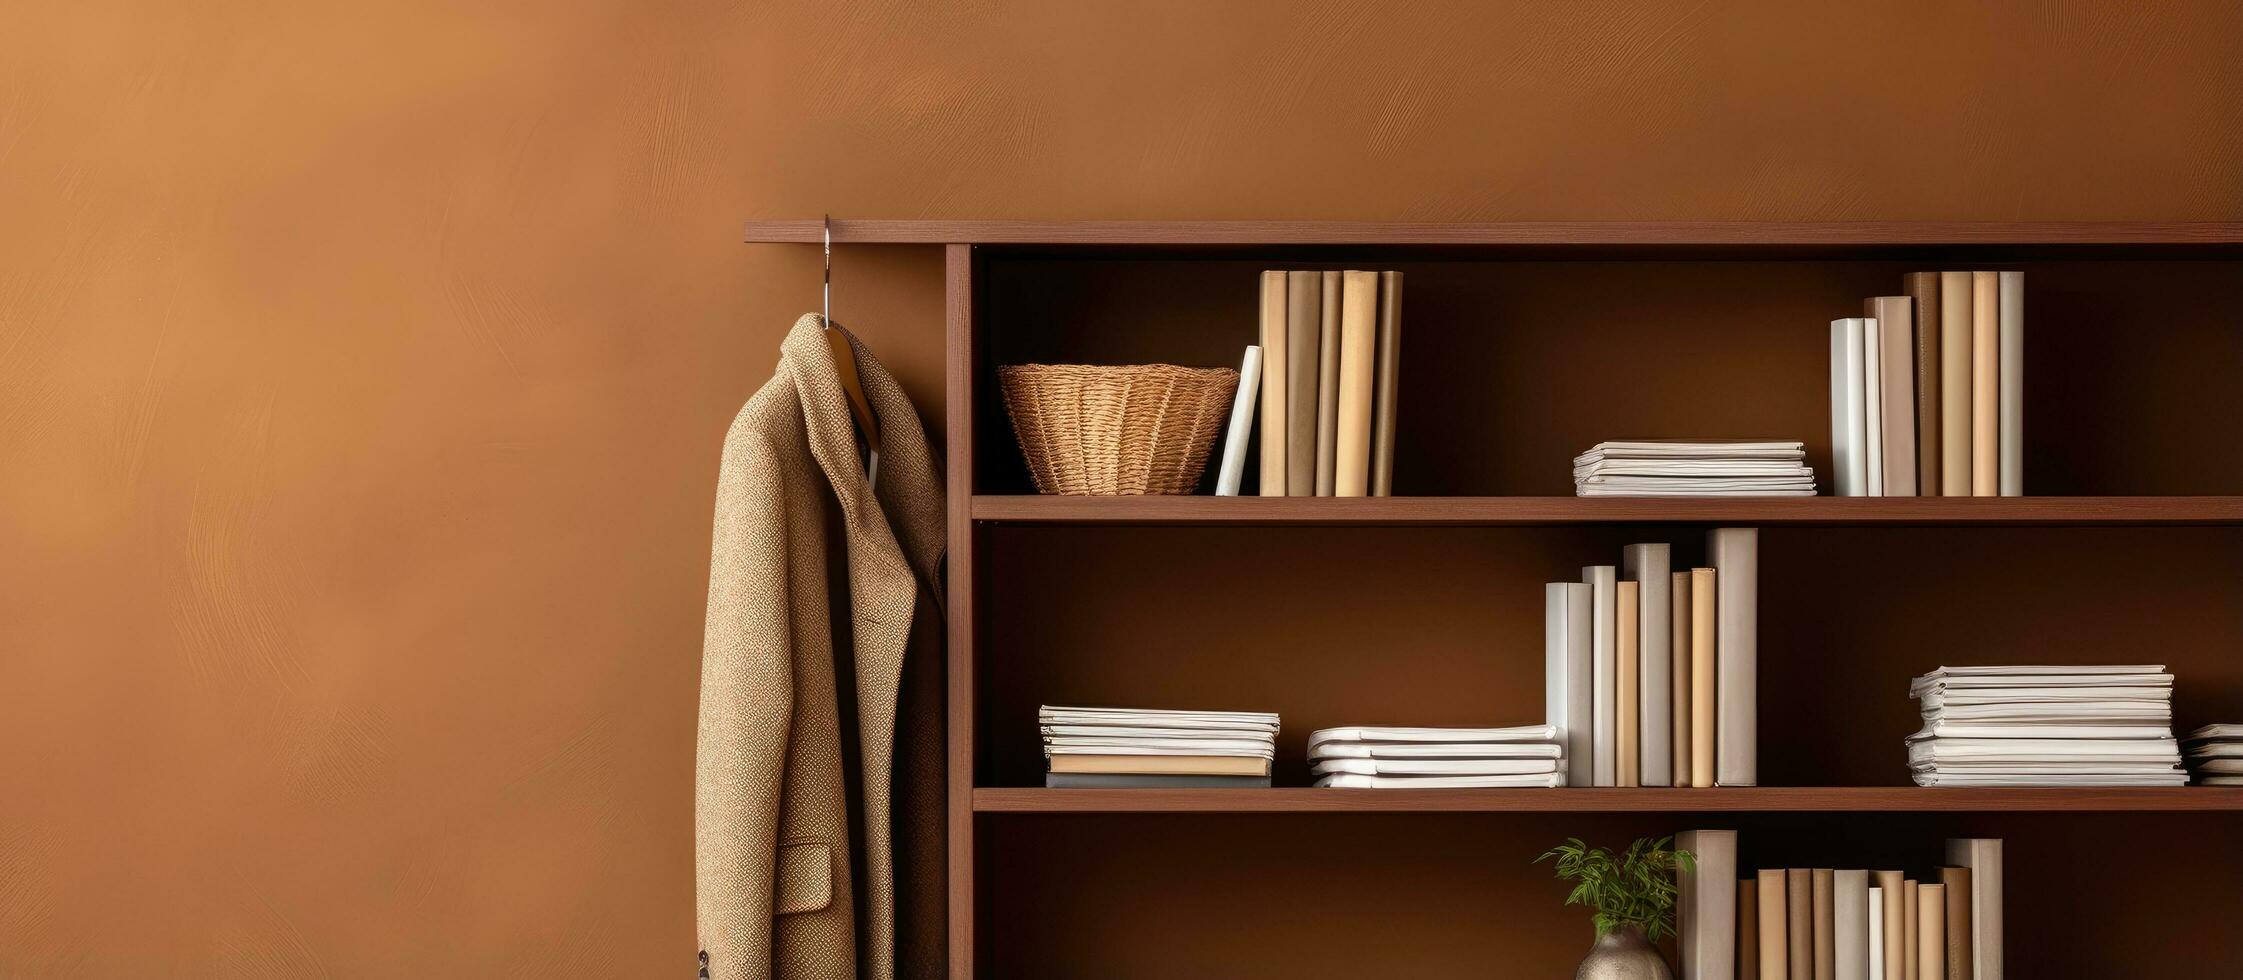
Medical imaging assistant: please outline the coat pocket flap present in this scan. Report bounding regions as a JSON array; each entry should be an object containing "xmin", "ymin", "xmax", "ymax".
[{"xmin": 774, "ymin": 841, "xmax": 834, "ymax": 915}]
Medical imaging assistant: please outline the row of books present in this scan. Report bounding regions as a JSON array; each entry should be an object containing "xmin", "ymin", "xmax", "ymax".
[
  {"xmin": 1573, "ymin": 440, "xmax": 1814, "ymax": 497},
  {"xmin": 2184, "ymin": 724, "xmax": 2243, "ymax": 785},
  {"xmin": 1905, "ymin": 665, "xmax": 2182, "ymax": 786},
  {"xmin": 1831, "ymin": 273, "xmax": 2023, "ymax": 497},
  {"xmin": 1037, "ymin": 705, "xmax": 1277, "ymax": 787},
  {"xmin": 1308, "ymin": 725, "xmax": 1565, "ymax": 788},
  {"xmin": 1676, "ymin": 830, "xmax": 2003, "ymax": 980},
  {"xmin": 1546, "ymin": 529, "xmax": 1759, "ymax": 787},
  {"xmin": 1219, "ymin": 270, "xmax": 1403, "ymax": 497}
]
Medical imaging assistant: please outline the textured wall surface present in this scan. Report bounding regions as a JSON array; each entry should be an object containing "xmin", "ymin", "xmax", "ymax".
[{"xmin": 2, "ymin": 1, "xmax": 2240, "ymax": 975}]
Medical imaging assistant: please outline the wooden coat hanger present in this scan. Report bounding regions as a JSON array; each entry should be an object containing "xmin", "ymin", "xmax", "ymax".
[{"xmin": 823, "ymin": 215, "xmax": 881, "ymax": 482}]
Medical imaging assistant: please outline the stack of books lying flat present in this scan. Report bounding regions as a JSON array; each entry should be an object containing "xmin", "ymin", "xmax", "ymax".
[
  {"xmin": 1040, "ymin": 705, "xmax": 1278, "ymax": 787},
  {"xmin": 1905, "ymin": 665, "xmax": 2184, "ymax": 786},
  {"xmin": 1307, "ymin": 725, "xmax": 1565, "ymax": 788},
  {"xmin": 2184, "ymin": 724, "xmax": 2243, "ymax": 786},
  {"xmin": 1572, "ymin": 441, "xmax": 1814, "ymax": 497}
]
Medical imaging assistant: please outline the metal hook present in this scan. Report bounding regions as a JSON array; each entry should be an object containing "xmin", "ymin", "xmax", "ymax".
[{"xmin": 822, "ymin": 214, "xmax": 832, "ymax": 330}]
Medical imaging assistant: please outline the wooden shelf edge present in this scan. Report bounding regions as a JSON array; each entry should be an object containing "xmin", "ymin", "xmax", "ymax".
[
  {"xmin": 741, "ymin": 219, "xmax": 2243, "ymax": 246},
  {"xmin": 969, "ymin": 495, "xmax": 2243, "ymax": 526},
  {"xmin": 973, "ymin": 787, "xmax": 2243, "ymax": 813}
]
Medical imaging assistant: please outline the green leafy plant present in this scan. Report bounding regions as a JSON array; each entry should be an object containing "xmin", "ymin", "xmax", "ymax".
[{"xmin": 1535, "ymin": 835, "xmax": 1695, "ymax": 942}]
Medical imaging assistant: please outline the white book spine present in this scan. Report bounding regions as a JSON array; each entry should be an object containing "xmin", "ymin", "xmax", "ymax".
[
  {"xmin": 1214, "ymin": 345, "xmax": 1262, "ymax": 496},
  {"xmin": 1545, "ymin": 582, "xmax": 1594, "ymax": 787},
  {"xmin": 1708, "ymin": 527, "xmax": 1757, "ymax": 786},
  {"xmin": 1863, "ymin": 316, "xmax": 1885, "ymax": 496},
  {"xmin": 1835, "ymin": 870, "xmax": 1869, "ymax": 980},
  {"xmin": 1585, "ymin": 564, "xmax": 1618, "ymax": 787},
  {"xmin": 1831, "ymin": 318, "xmax": 1868, "ymax": 496},
  {"xmin": 1624, "ymin": 543, "xmax": 1672, "ymax": 787},
  {"xmin": 1998, "ymin": 271, "xmax": 2023, "ymax": 496},
  {"xmin": 1676, "ymin": 829, "xmax": 1737, "ymax": 980},
  {"xmin": 1868, "ymin": 887, "xmax": 1885, "ymax": 980},
  {"xmin": 1945, "ymin": 838, "xmax": 2002, "ymax": 980}
]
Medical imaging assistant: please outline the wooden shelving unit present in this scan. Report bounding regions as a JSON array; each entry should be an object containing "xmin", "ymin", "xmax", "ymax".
[{"xmin": 743, "ymin": 220, "xmax": 2243, "ymax": 978}]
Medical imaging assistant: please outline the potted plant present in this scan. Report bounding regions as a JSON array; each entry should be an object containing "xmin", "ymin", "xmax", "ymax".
[{"xmin": 1536, "ymin": 836, "xmax": 1693, "ymax": 980}]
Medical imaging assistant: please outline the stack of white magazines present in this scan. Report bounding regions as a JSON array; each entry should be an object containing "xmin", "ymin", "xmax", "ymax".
[
  {"xmin": 2184, "ymin": 724, "xmax": 2243, "ymax": 786},
  {"xmin": 1040, "ymin": 705, "xmax": 1278, "ymax": 788},
  {"xmin": 1905, "ymin": 665, "xmax": 2185, "ymax": 786},
  {"xmin": 1572, "ymin": 441, "xmax": 1815, "ymax": 497},
  {"xmin": 1309, "ymin": 725, "xmax": 1566, "ymax": 788}
]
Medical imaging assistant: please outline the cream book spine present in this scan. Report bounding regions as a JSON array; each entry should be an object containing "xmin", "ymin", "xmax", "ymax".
[
  {"xmin": 1616, "ymin": 580, "xmax": 1640, "ymax": 787},
  {"xmin": 1257, "ymin": 271, "xmax": 1287, "ymax": 496},
  {"xmin": 1285, "ymin": 271, "xmax": 1319, "ymax": 496},
  {"xmin": 1863, "ymin": 317, "xmax": 1885, "ymax": 497},
  {"xmin": 1675, "ymin": 830, "xmax": 1737, "ymax": 980},
  {"xmin": 1944, "ymin": 838, "xmax": 2001, "ymax": 980},
  {"xmin": 1917, "ymin": 883, "xmax": 1946, "ymax": 980},
  {"xmin": 1969, "ymin": 271, "xmax": 1998, "ymax": 496},
  {"xmin": 1835, "ymin": 870, "xmax": 1870, "ymax": 980},
  {"xmin": 1997, "ymin": 271, "xmax": 2022, "ymax": 497},
  {"xmin": 1708, "ymin": 528, "xmax": 1757, "ymax": 786},
  {"xmin": 1868, "ymin": 886, "xmax": 1886, "ymax": 980},
  {"xmin": 1313, "ymin": 270, "xmax": 1341, "ymax": 496},
  {"xmin": 1689, "ymin": 566, "xmax": 1716, "ymax": 788},
  {"xmin": 1758, "ymin": 869, "xmax": 1788, "ymax": 980},
  {"xmin": 1624, "ymin": 543, "xmax": 1673, "ymax": 787},
  {"xmin": 1333, "ymin": 270, "xmax": 1379, "ymax": 496},
  {"xmin": 1670, "ymin": 569, "xmax": 1691, "ymax": 787},
  {"xmin": 1586, "ymin": 564, "xmax": 1618, "ymax": 786},
  {"xmin": 1939, "ymin": 270, "xmax": 1972, "ymax": 496},
  {"xmin": 1214, "ymin": 345, "xmax": 1262, "ymax": 496},
  {"xmin": 1545, "ymin": 583, "xmax": 1593, "ymax": 787},
  {"xmin": 1831, "ymin": 317, "xmax": 1868, "ymax": 496}
]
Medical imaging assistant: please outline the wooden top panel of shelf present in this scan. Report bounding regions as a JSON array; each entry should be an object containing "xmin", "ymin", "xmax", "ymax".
[
  {"xmin": 742, "ymin": 219, "xmax": 2243, "ymax": 246},
  {"xmin": 974, "ymin": 787, "xmax": 2243, "ymax": 813},
  {"xmin": 970, "ymin": 495, "xmax": 2243, "ymax": 526}
]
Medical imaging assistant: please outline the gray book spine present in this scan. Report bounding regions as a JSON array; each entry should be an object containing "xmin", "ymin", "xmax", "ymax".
[
  {"xmin": 1624, "ymin": 543, "xmax": 1673, "ymax": 787},
  {"xmin": 1708, "ymin": 527, "xmax": 1757, "ymax": 785},
  {"xmin": 1584, "ymin": 564, "xmax": 1618, "ymax": 786},
  {"xmin": 1676, "ymin": 830, "xmax": 1737, "ymax": 980},
  {"xmin": 1834, "ymin": 870, "xmax": 1870, "ymax": 980}
]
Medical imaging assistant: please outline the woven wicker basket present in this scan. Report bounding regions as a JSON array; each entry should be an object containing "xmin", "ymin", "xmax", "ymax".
[{"xmin": 998, "ymin": 363, "xmax": 1240, "ymax": 495}]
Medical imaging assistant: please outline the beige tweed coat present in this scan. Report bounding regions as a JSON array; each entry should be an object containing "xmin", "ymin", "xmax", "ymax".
[{"xmin": 697, "ymin": 315, "xmax": 946, "ymax": 980}]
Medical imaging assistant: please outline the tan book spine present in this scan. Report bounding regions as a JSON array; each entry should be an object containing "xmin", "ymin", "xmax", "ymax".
[
  {"xmin": 1867, "ymin": 296, "xmax": 1918, "ymax": 495},
  {"xmin": 1258, "ymin": 271, "xmax": 1287, "ymax": 496},
  {"xmin": 1875, "ymin": 871, "xmax": 1907, "ymax": 978},
  {"xmin": 1787, "ymin": 869, "xmax": 1813, "ymax": 980},
  {"xmin": 1689, "ymin": 567, "xmax": 1716, "ymax": 788},
  {"xmin": 1616, "ymin": 580, "xmax": 1639, "ymax": 787},
  {"xmin": 1917, "ymin": 883, "xmax": 1946, "ymax": 980},
  {"xmin": 1740, "ymin": 877, "xmax": 1761, "ymax": 980},
  {"xmin": 1370, "ymin": 270, "xmax": 1402, "ymax": 497},
  {"xmin": 1813, "ymin": 869, "xmax": 1836, "ymax": 980},
  {"xmin": 1314, "ymin": 270, "xmax": 1341, "ymax": 495},
  {"xmin": 1940, "ymin": 868, "xmax": 1973, "ymax": 980},
  {"xmin": 1333, "ymin": 270, "xmax": 1379, "ymax": 496},
  {"xmin": 1903, "ymin": 272, "xmax": 1941, "ymax": 494},
  {"xmin": 1902, "ymin": 881, "xmax": 1919, "ymax": 980},
  {"xmin": 1938, "ymin": 271, "xmax": 1972, "ymax": 495},
  {"xmin": 1969, "ymin": 272, "xmax": 1998, "ymax": 496},
  {"xmin": 1670, "ymin": 570, "xmax": 1691, "ymax": 787},
  {"xmin": 1285, "ymin": 271, "xmax": 1320, "ymax": 495},
  {"xmin": 1758, "ymin": 869, "xmax": 1788, "ymax": 980}
]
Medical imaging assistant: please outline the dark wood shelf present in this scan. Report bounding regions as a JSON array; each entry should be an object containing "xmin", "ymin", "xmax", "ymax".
[
  {"xmin": 974, "ymin": 786, "xmax": 2243, "ymax": 813},
  {"xmin": 743, "ymin": 218, "xmax": 2243, "ymax": 246},
  {"xmin": 971, "ymin": 494, "xmax": 2243, "ymax": 526}
]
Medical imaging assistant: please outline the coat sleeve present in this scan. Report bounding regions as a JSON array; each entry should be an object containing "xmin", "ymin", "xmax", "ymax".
[{"xmin": 696, "ymin": 426, "xmax": 794, "ymax": 979}]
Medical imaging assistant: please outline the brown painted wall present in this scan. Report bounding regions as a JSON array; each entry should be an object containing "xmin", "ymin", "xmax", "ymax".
[{"xmin": 3, "ymin": 1, "xmax": 2239, "ymax": 975}]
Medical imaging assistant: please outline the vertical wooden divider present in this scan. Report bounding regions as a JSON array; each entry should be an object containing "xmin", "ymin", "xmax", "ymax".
[{"xmin": 942, "ymin": 243, "xmax": 976, "ymax": 978}]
